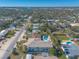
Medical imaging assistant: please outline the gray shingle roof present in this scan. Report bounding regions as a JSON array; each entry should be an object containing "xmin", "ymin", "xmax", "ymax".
[
  {"xmin": 63, "ymin": 44, "xmax": 79, "ymax": 56},
  {"xmin": 27, "ymin": 40, "xmax": 52, "ymax": 48},
  {"xmin": 68, "ymin": 44, "xmax": 79, "ymax": 56}
]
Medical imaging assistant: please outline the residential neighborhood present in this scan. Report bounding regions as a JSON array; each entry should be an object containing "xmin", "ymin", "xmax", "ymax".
[{"xmin": 0, "ymin": 4, "xmax": 79, "ymax": 59}]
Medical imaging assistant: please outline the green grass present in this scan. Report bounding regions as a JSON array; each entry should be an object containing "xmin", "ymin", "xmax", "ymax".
[
  {"xmin": 58, "ymin": 54, "xmax": 67, "ymax": 59},
  {"xmin": 49, "ymin": 48, "xmax": 67, "ymax": 59},
  {"xmin": 57, "ymin": 36, "xmax": 68, "ymax": 41},
  {"xmin": 49, "ymin": 48, "xmax": 55, "ymax": 56},
  {"xmin": 73, "ymin": 36, "xmax": 79, "ymax": 38},
  {"xmin": 6, "ymin": 30, "xmax": 15, "ymax": 38},
  {"xmin": 50, "ymin": 31, "xmax": 67, "ymax": 59}
]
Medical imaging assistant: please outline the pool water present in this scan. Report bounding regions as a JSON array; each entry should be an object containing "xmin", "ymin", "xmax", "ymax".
[
  {"xmin": 42, "ymin": 35, "xmax": 48, "ymax": 42},
  {"xmin": 66, "ymin": 42, "xmax": 72, "ymax": 45}
]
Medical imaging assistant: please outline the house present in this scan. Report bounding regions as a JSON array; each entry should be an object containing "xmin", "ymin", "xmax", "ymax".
[
  {"xmin": 47, "ymin": 19, "xmax": 55, "ymax": 24},
  {"xmin": 61, "ymin": 37, "xmax": 79, "ymax": 59},
  {"xmin": 0, "ymin": 29, "xmax": 8, "ymax": 37},
  {"xmin": 32, "ymin": 23, "xmax": 40, "ymax": 33},
  {"xmin": 61, "ymin": 44, "xmax": 79, "ymax": 59},
  {"xmin": 25, "ymin": 38, "xmax": 52, "ymax": 54},
  {"xmin": 0, "ymin": 29, "xmax": 8, "ymax": 41},
  {"xmin": 32, "ymin": 23, "xmax": 40, "ymax": 38},
  {"xmin": 70, "ymin": 23, "xmax": 79, "ymax": 26}
]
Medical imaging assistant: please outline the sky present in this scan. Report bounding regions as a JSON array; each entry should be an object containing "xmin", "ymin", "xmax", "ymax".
[{"xmin": 0, "ymin": 0, "xmax": 79, "ymax": 7}]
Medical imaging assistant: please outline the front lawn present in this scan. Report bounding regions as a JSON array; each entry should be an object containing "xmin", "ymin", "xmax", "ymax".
[{"xmin": 6, "ymin": 30, "xmax": 15, "ymax": 38}]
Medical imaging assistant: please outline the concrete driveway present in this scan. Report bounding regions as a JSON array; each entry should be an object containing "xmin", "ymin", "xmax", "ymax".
[{"xmin": 34, "ymin": 55, "xmax": 58, "ymax": 59}]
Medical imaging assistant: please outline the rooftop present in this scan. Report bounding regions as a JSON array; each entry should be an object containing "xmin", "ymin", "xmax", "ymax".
[
  {"xmin": 62, "ymin": 44, "xmax": 79, "ymax": 56},
  {"xmin": 25, "ymin": 38, "xmax": 52, "ymax": 48},
  {"xmin": 70, "ymin": 23, "xmax": 79, "ymax": 26},
  {"xmin": 0, "ymin": 29, "xmax": 8, "ymax": 38},
  {"xmin": 61, "ymin": 35, "xmax": 79, "ymax": 57}
]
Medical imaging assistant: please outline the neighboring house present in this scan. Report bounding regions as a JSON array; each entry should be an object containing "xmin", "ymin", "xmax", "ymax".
[
  {"xmin": 0, "ymin": 29, "xmax": 8, "ymax": 37},
  {"xmin": 0, "ymin": 29, "xmax": 9, "ymax": 41},
  {"xmin": 47, "ymin": 19, "xmax": 54, "ymax": 22},
  {"xmin": 70, "ymin": 23, "xmax": 79, "ymax": 26},
  {"xmin": 61, "ymin": 44, "xmax": 79, "ymax": 59},
  {"xmin": 32, "ymin": 23, "xmax": 40, "ymax": 33},
  {"xmin": 32, "ymin": 23, "xmax": 40, "ymax": 38},
  {"xmin": 47, "ymin": 19, "xmax": 55, "ymax": 25},
  {"xmin": 61, "ymin": 41, "xmax": 79, "ymax": 59}
]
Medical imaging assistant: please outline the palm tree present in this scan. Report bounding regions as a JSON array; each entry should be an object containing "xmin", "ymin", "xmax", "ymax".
[{"xmin": 16, "ymin": 41, "xmax": 27, "ymax": 59}]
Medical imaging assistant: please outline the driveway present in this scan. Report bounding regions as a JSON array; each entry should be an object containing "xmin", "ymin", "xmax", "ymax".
[{"xmin": 34, "ymin": 55, "xmax": 58, "ymax": 59}]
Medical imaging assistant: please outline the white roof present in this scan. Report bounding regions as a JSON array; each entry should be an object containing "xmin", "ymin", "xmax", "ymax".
[
  {"xmin": 0, "ymin": 29, "xmax": 8, "ymax": 36},
  {"xmin": 70, "ymin": 23, "xmax": 79, "ymax": 26}
]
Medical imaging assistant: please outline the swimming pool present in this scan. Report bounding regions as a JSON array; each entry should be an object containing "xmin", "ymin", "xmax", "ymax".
[
  {"xmin": 66, "ymin": 42, "xmax": 73, "ymax": 45},
  {"xmin": 42, "ymin": 35, "xmax": 48, "ymax": 42}
]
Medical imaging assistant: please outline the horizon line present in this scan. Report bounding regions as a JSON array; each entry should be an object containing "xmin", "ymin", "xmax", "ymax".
[{"xmin": 0, "ymin": 6, "xmax": 79, "ymax": 8}]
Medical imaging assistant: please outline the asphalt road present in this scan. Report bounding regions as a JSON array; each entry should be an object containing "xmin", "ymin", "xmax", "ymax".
[{"xmin": 0, "ymin": 26, "xmax": 26, "ymax": 59}]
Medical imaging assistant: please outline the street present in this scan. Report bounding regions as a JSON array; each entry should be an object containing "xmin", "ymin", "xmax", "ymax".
[{"xmin": 0, "ymin": 26, "xmax": 26, "ymax": 59}]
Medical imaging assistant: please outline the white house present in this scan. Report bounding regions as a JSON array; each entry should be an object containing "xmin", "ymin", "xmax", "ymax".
[{"xmin": 0, "ymin": 29, "xmax": 8, "ymax": 37}]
